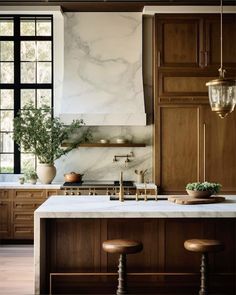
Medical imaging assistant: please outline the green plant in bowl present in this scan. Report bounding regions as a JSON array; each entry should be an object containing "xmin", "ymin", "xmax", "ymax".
[
  {"xmin": 186, "ymin": 182, "xmax": 222, "ymax": 198},
  {"xmin": 24, "ymin": 169, "xmax": 38, "ymax": 184}
]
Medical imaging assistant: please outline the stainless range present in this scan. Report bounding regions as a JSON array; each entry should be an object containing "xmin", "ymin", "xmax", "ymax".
[{"xmin": 61, "ymin": 181, "xmax": 136, "ymax": 196}]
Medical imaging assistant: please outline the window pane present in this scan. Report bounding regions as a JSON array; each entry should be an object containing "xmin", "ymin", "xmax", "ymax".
[
  {"xmin": 21, "ymin": 89, "xmax": 36, "ymax": 108},
  {"xmin": 0, "ymin": 132, "xmax": 14, "ymax": 153},
  {"xmin": 21, "ymin": 41, "xmax": 36, "ymax": 61},
  {"xmin": 37, "ymin": 62, "xmax": 51, "ymax": 83},
  {"xmin": 0, "ymin": 41, "xmax": 14, "ymax": 61},
  {"xmin": 37, "ymin": 41, "xmax": 51, "ymax": 61},
  {"xmin": 37, "ymin": 89, "xmax": 51, "ymax": 107},
  {"xmin": 21, "ymin": 153, "xmax": 35, "ymax": 173},
  {"xmin": 0, "ymin": 111, "xmax": 14, "ymax": 131},
  {"xmin": 0, "ymin": 154, "xmax": 14, "ymax": 173},
  {"xmin": 36, "ymin": 20, "xmax": 51, "ymax": 36},
  {"xmin": 0, "ymin": 89, "xmax": 14, "ymax": 109},
  {"xmin": 0, "ymin": 62, "xmax": 14, "ymax": 83},
  {"xmin": 21, "ymin": 62, "xmax": 36, "ymax": 83},
  {"xmin": 0, "ymin": 20, "xmax": 14, "ymax": 36},
  {"xmin": 20, "ymin": 20, "xmax": 35, "ymax": 36}
]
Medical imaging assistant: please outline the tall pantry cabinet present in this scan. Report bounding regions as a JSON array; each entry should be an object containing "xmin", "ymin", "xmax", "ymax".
[{"xmin": 154, "ymin": 14, "xmax": 236, "ymax": 194}]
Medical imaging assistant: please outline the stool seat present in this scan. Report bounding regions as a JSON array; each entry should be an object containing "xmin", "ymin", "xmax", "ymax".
[
  {"xmin": 103, "ymin": 239, "xmax": 143, "ymax": 254},
  {"xmin": 184, "ymin": 239, "xmax": 224, "ymax": 253}
]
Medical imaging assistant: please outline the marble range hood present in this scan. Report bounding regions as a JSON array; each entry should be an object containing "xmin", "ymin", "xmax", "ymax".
[{"xmin": 59, "ymin": 12, "xmax": 146, "ymax": 126}]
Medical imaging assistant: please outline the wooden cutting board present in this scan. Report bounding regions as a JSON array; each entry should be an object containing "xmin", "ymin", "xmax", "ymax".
[{"xmin": 168, "ymin": 196, "xmax": 225, "ymax": 205}]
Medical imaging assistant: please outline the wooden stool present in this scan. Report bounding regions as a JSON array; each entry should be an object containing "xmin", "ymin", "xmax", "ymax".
[
  {"xmin": 184, "ymin": 239, "xmax": 224, "ymax": 295},
  {"xmin": 102, "ymin": 239, "xmax": 143, "ymax": 295}
]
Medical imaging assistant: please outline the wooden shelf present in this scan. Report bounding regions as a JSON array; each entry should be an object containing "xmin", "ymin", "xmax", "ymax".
[{"xmin": 62, "ymin": 143, "xmax": 146, "ymax": 148}]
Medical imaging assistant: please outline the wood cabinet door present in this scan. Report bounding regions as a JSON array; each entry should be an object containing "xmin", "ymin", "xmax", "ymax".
[
  {"xmin": 155, "ymin": 106, "xmax": 201, "ymax": 193},
  {"xmin": 155, "ymin": 15, "xmax": 203, "ymax": 68},
  {"xmin": 205, "ymin": 14, "xmax": 236, "ymax": 69},
  {"xmin": 201, "ymin": 106, "xmax": 236, "ymax": 193},
  {"xmin": 0, "ymin": 200, "xmax": 11, "ymax": 238}
]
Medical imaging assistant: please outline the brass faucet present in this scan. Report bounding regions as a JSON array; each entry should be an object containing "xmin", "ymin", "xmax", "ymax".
[{"xmin": 119, "ymin": 171, "xmax": 124, "ymax": 202}]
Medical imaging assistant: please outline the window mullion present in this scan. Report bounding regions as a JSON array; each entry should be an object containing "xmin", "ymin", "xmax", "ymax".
[{"xmin": 13, "ymin": 16, "xmax": 21, "ymax": 174}]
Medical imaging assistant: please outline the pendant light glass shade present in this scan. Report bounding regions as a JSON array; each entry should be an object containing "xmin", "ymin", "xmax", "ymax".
[
  {"xmin": 206, "ymin": 74, "xmax": 236, "ymax": 118},
  {"xmin": 206, "ymin": 0, "xmax": 236, "ymax": 118}
]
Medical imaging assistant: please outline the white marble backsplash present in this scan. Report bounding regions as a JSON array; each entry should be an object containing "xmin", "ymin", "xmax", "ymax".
[
  {"xmin": 59, "ymin": 12, "xmax": 146, "ymax": 125},
  {"xmin": 54, "ymin": 125, "xmax": 152, "ymax": 182}
]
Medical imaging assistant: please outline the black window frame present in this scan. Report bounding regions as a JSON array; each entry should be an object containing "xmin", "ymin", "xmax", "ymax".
[{"xmin": 0, "ymin": 14, "xmax": 54, "ymax": 174}]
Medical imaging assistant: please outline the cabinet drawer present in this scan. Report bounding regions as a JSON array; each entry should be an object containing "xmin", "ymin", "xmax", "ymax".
[
  {"xmin": 13, "ymin": 225, "xmax": 33, "ymax": 239},
  {"xmin": 14, "ymin": 190, "xmax": 45, "ymax": 199},
  {"xmin": 158, "ymin": 71, "xmax": 216, "ymax": 100},
  {"xmin": 13, "ymin": 201, "xmax": 42, "ymax": 210},
  {"xmin": 13, "ymin": 212, "xmax": 34, "ymax": 223},
  {"xmin": 0, "ymin": 190, "xmax": 10, "ymax": 200}
]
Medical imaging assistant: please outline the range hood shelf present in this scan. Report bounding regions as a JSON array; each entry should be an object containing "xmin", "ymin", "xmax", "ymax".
[{"xmin": 61, "ymin": 143, "xmax": 146, "ymax": 148}]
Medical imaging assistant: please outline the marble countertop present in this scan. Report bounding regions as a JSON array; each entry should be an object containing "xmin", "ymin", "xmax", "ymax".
[
  {"xmin": 0, "ymin": 182, "xmax": 156, "ymax": 190},
  {"xmin": 34, "ymin": 195, "xmax": 236, "ymax": 218},
  {"xmin": 0, "ymin": 182, "xmax": 62, "ymax": 189}
]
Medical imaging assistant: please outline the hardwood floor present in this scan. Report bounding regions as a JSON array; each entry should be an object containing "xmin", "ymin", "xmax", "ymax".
[
  {"xmin": 0, "ymin": 244, "xmax": 231, "ymax": 295},
  {"xmin": 0, "ymin": 245, "xmax": 34, "ymax": 295}
]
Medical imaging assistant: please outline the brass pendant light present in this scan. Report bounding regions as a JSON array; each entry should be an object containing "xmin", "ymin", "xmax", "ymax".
[{"xmin": 206, "ymin": 0, "xmax": 236, "ymax": 119}]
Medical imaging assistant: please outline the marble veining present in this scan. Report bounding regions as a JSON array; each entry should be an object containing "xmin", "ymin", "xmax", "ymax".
[
  {"xmin": 35, "ymin": 196, "xmax": 236, "ymax": 218},
  {"xmin": 60, "ymin": 12, "xmax": 146, "ymax": 125}
]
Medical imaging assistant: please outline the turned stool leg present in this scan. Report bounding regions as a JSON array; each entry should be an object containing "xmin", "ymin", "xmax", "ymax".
[
  {"xmin": 117, "ymin": 254, "xmax": 127, "ymax": 295},
  {"xmin": 199, "ymin": 253, "xmax": 208, "ymax": 295}
]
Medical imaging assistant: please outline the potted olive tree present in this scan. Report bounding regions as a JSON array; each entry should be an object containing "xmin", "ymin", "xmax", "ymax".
[{"xmin": 13, "ymin": 103, "xmax": 91, "ymax": 184}]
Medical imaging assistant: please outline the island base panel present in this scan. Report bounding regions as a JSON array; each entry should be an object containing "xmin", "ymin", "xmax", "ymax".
[{"xmin": 41, "ymin": 218, "xmax": 236, "ymax": 294}]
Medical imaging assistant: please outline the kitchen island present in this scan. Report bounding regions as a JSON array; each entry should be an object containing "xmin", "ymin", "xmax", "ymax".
[{"xmin": 35, "ymin": 196, "xmax": 236, "ymax": 295}]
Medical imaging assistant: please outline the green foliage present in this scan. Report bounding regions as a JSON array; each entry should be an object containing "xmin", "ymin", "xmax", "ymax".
[
  {"xmin": 13, "ymin": 103, "xmax": 92, "ymax": 164},
  {"xmin": 24, "ymin": 169, "xmax": 38, "ymax": 180},
  {"xmin": 186, "ymin": 182, "xmax": 222, "ymax": 193}
]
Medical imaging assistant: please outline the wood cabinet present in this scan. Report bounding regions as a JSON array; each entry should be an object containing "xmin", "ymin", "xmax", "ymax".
[
  {"xmin": 12, "ymin": 189, "xmax": 46, "ymax": 239},
  {"xmin": 0, "ymin": 188, "xmax": 61, "ymax": 240},
  {"xmin": 154, "ymin": 14, "xmax": 236, "ymax": 104},
  {"xmin": 0, "ymin": 190, "xmax": 11, "ymax": 238},
  {"xmin": 154, "ymin": 14, "xmax": 236, "ymax": 193},
  {"xmin": 155, "ymin": 15, "xmax": 203, "ymax": 68},
  {"xmin": 155, "ymin": 105, "xmax": 236, "ymax": 194},
  {"xmin": 155, "ymin": 14, "xmax": 236, "ymax": 70},
  {"xmin": 201, "ymin": 107, "xmax": 236, "ymax": 192},
  {"xmin": 155, "ymin": 105, "xmax": 201, "ymax": 193},
  {"xmin": 205, "ymin": 15, "xmax": 236, "ymax": 69}
]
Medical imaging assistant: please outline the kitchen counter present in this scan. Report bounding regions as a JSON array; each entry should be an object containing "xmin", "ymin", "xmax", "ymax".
[
  {"xmin": 0, "ymin": 182, "xmax": 62, "ymax": 189},
  {"xmin": 34, "ymin": 195, "xmax": 236, "ymax": 295},
  {"xmin": 35, "ymin": 195, "xmax": 236, "ymax": 218},
  {"xmin": 0, "ymin": 182, "xmax": 156, "ymax": 190}
]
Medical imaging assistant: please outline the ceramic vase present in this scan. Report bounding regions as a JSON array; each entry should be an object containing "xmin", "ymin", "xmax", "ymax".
[{"xmin": 37, "ymin": 163, "xmax": 56, "ymax": 184}]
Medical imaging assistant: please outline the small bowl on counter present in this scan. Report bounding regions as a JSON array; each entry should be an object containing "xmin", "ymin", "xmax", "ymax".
[
  {"xmin": 99, "ymin": 139, "xmax": 109, "ymax": 144},
  {"xmin": 64, "ymin": 172, "xmax": 83, "ymax": 183},
  {"xmin": 115, "ymin": 138, "xmax": 127, "ymax": 144}
]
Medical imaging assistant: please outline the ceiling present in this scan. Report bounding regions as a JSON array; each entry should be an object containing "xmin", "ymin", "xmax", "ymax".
[{"xmin": 0, "ymin": 0, "xmax": 235, "ymax": 12}]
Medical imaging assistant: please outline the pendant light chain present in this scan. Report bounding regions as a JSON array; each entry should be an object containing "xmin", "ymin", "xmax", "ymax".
[
  {"xmin": 220, "ymin": 0, "xmax": 223, "ymax": 71},
  {"xmin": 219, "ymin": 0, "xmax": 224, "ymax": 77}
]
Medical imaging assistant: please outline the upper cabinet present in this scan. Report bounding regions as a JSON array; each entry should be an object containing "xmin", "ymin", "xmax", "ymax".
[
  {"xmin": 155, "ymin": 14, "xmax": 236, "ymax": 70},
  {"xmin": 154, "ymin": 14, "xmax": 236, "ymax": 104},
  {"xmin": 155, "ymin": 15, "xmax": 203, "ymax": 68},
  {"xmin": 205, "ymin": 15, "xmax": 236, "ymax": 69}
]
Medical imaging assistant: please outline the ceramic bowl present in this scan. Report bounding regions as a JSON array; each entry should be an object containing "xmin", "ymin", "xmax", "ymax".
[
  {"xmin": 99, "ymin": 139, "xmax": 109, "ymax": 144},
  {"xmin": 186, "ymin": 189, "xmax": 213, "ymax": 199},
  {"xmin": 116, "ymin": 138, "xmax": 127, "ymax": 144}
]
